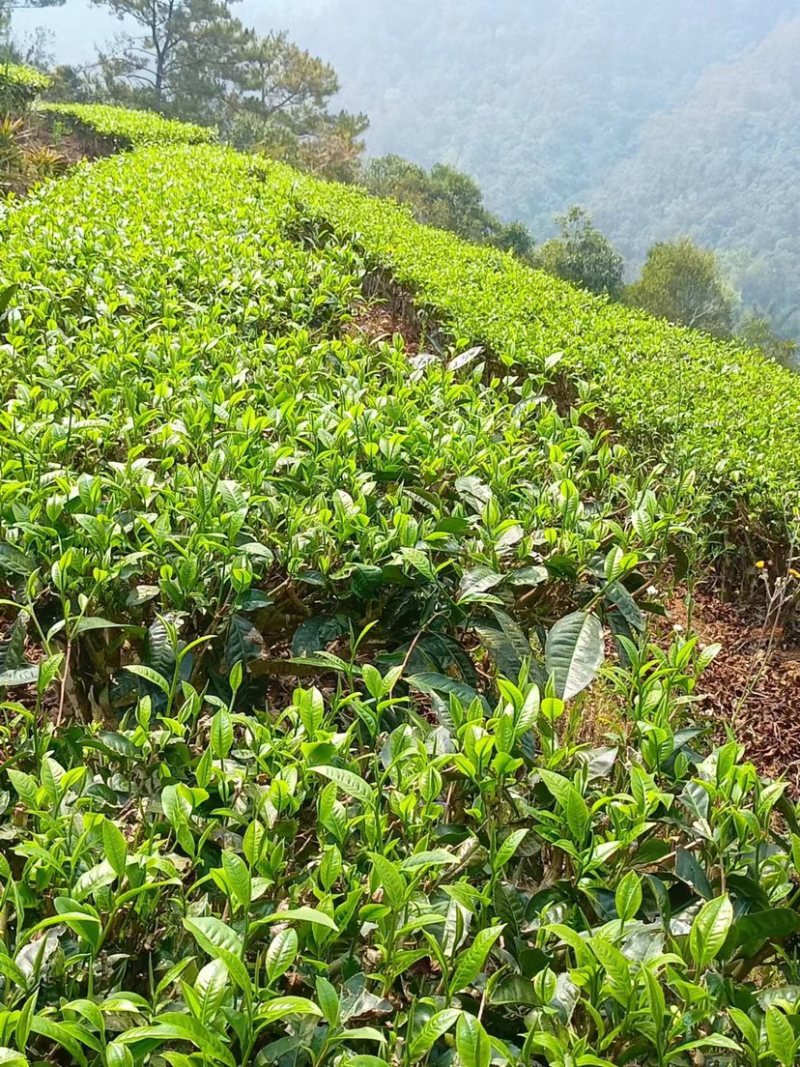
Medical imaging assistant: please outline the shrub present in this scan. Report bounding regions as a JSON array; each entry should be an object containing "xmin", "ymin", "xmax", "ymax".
[
  {"xmin": 0, "ymin": 62, "xmax": 51, "ymax": 110},
  {"xmin": 39, "ymin": 101, "xmax": 217, "ymax": 147}
]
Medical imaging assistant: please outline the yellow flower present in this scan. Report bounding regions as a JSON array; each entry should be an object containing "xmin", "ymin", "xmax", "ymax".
[{"xmin": 755, "ymin": 560, "xmax": 766, "ymax": 569}]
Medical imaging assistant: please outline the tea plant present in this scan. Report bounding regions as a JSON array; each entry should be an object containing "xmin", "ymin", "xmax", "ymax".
[
  {"xmin": 269, "ymin": 161, "xmax": 800, "ymax": 567},
  {"xmin": 38, "ymin": 103, "xmax": 217, "ymax": 147},
  {"xmin": 0, "ymin": 135, "xmax": 798, "ymax": 1065},
  {"xmin": 0, "ymin": 64, "xmax": 50, "ymax": 112},
  {"xmin": 3, "ymin": 631, "xmax": 800, "ymax": 1065}
]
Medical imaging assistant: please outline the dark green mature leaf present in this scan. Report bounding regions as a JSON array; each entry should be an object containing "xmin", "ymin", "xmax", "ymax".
[
  {"xmin": 454, "ymin": 475, "xmax": 493, "ymax": 511},
  {"xmin": 0, "ymin": 542, "xmax": 32, "ymax": 577},
  {"xmin": 0, "ymin": 283, "xmax": 19, "ymax": 317},
  {"xmin": 226, "ymin": 614, "xmax": 263, "ymax": 668},
  {"xmin": 0, "ymin": 666, "xmax": 39, "ymax": 687},
  {"xmin": 292, "ymin": 614, "xmax": 350, "ymax": 657},
  {"xmin": 725, "ymin": 908, "xmax": 800, "ymax": 955},
  {"xmin": 604, "ymin": 581, "xmax": 645, "ymax": 632},
  {"xmin": 407, "ymin": 672, "xmax": 484, "ymax": 709},
  {"xmin": 457, "ymin": 565, "xmax": 504, "ymax": 603},
  {"xmin": 675, "ymin": 848, "xmax": 713, "ymax": 899},
  {"xmin": 545, "ymin": 611, "xmax": 604, "ymax": 700},
  {"xmin": 0, "ymin": 611, "xmax": 27, "ymax": 673},
  {"xmin": 29, "ymin": 1017, "xmax": 88, "ymax": 1067}
]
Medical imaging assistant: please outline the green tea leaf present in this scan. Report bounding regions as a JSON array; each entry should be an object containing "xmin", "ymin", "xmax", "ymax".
[
  {"xmin": 450, "ymin": 925, "xmax": 504, "ymax": 994},
  {"xmin": 689, "ymin": 893, "xmax": 733, "ymax": 967},
  {"xmin": 766, "ymin": 1006, "xmax": 797, "ymax": 1067},
  {"xmin": 615, "ymin": 870, "xmax": 642, "ymax": 923},
  {"xmin": 102, "ymin": 819, "xmax": 128, "ymax": 879},
  {"xmin": 258, "ymin": 996, "xmax": 324, "ymax": 1024},
  {"xmin": 545, "ymin": 611, "xmax": 604, "ymax": 700},
  {"xmin": 408, "ymin": 1008, "xmax": 462, "ymax": 1060},
  {"xmin": 266, "ymin": 928, "xmax": 298, "ymax": 982},
  {"xmin": 455, "ymin": 1012, "xmax": 491, "ymax": 1067},
  {"xmin": 312, "ymin": 765, "xmax": 374, "ymax": 805}
]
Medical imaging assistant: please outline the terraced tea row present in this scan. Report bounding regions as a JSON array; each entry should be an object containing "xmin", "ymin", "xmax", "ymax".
[
  {"xmin": 0, "ymin": 145, "xmax": 680, "ymax": 701},
  {"xmin": 39, "ymin": 103, "xmax": 217, "ymax": 148},
  {"xmin": 274, "ymin": 163, "xmax": 800, "ymax": 560}
]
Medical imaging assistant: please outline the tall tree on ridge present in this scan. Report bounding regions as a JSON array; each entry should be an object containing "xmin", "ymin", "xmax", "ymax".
[{"xmin": 91, "ymin": 0, "xmax": 243, "ymax": 118}]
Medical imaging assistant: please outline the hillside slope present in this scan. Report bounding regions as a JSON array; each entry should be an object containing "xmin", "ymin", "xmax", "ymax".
[
  {"xmin": 2, "ymin": 125, "xmax": 800, "ymax": 1067},
  {"xmin": 276, "ymin": 162, "xmax": 800, "ymax": 553}
]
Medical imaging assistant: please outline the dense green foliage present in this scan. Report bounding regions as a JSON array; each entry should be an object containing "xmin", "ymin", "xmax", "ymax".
[
  {"xmin": 624, "ymin": 239, "xmax": 735, "ymax": 339},
  {"xmin": 0, "ymin": 144, "xmax": 684, "ymax": 698},
  {"xmin": 534, "ymin": 208, "xmax": 623, "ymax": 299},
  {"xmin": 362, "ymin": 155, "xmax": 533, "ymax": 259},
  {"xmin": 0, "ymin": 62, "xmax": 50, "ymax": 107},
  {"xmin": 38, "ymin": 102, "xmax": 217, "ymax": 145},
  {"xmin": 3, "ymin": 142, "xmax": 800, "ymax": 1067},
  {"xmin": 13, "ymin": 1, "xmax": 800, "ymax": 339},
  {"xmin": 0, "ymin": 142, "xmax": 676, "ymax": 1065},
  {"xmin": 276, "ymin": 164, "xmax": 800, "ymax": 547}
]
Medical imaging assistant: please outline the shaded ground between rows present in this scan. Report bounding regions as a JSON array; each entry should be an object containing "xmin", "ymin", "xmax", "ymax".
[{"xmin": 671, "ymin": 588, "xmax": 800, "ymax": 791}]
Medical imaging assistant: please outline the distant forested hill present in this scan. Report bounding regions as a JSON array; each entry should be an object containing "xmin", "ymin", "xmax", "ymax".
[
  {"xmin": 590, "ymin": 15, "xmax": 800, "ymax": 333},
  {"xmin": 264, "ymin": 0, "xmax": 800, "ymax": 332},
  {"xmin": 267, "ymin": 0, "xmax": 794, "ymax": 227}
]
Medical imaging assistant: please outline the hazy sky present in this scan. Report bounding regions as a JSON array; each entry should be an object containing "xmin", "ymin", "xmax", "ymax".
[
  {"xmin": 11, "ymin": 0, "xmax": 319, "ymax": 62},
  {"xmin": 14, "ymin": 1, "xmax": 113, "ymax": 60}
]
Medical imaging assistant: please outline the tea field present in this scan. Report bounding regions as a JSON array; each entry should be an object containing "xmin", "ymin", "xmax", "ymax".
[{"xmin": 0, "ymin": 114, "xmax": 800, "ymax": 1067}]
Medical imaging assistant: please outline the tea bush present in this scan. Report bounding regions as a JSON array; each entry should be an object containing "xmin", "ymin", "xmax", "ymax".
[
  {"xmin": 39, "ymin": 103, "xmax": 217, "ymax": 147},
  {"xmin": 270, "ymin": 163, "xmax": 800, "ymax": 555},
  {"xmin": 5, "ymin": 630, "xmax": 800, "ymax": 1067},
  {"xmin": 0, "ymin": 142, "xmax": 799, "ymax": 1066},
  {"xmin": 0, "ymin": 145, "xmax": 690, "ymax": 704},
  {"xmin": 0, "ymin": 64, "xmax": 51, "ymax": 110}
]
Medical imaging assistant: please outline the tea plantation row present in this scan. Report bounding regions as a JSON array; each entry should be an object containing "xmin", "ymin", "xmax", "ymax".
[
  {"xmin": 269, "ymin": 163, "xmax": 800, "ymax": 559},
  {"xmin": 0, "ymin": 136, "xmax": 798, "ymax": 1067}
]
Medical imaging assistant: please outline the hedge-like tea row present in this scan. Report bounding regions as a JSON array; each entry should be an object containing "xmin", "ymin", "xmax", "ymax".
[
  {"xmin": 271, "ymin": 162, "xmax": 800, "ymax": 550},
  {"xmin": 2, "ymin": 144, "xmax": 800, "ymax": 1067},
  {"xmin": 0, "ymin": 144, "xmax": 681, "ymax": 674},
  {"xmin": 0, "ymin": 62, "xmax": 51, "ymax": 107},
  {"xmin": 40, "ymin": 101, "xmax": 217, "ymax": 147}
]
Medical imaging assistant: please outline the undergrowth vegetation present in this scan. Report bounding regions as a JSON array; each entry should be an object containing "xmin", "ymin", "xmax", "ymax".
[{"xmin": 1, "ymin": 142, "xmax": 800, "ymax": 1065}]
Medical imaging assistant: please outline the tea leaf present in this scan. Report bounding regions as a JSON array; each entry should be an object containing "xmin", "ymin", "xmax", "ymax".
[
  {"xmin": 545, "ymin": 611, "xmax": 604, "ymax": 700},
  {"xmin": 689, "ymin": 894, "xmax": 733, "ymax": 967}
]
